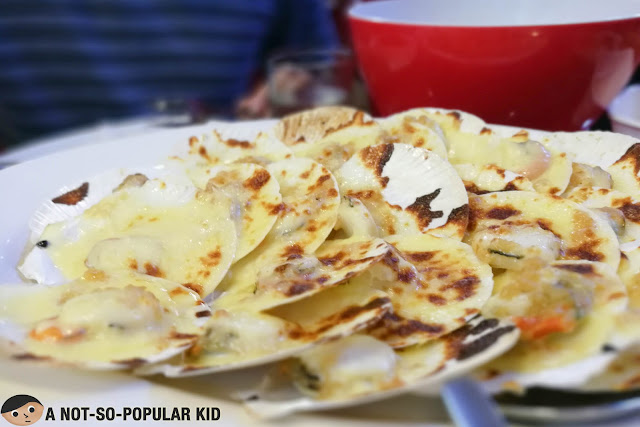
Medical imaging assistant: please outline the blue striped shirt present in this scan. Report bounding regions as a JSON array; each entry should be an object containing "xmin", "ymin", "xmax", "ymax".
[{"xmin": 0, "ymin": 0, "xmax": 338, "ymax": 146}]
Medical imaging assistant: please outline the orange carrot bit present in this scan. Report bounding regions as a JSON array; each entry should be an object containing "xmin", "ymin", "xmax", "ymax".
[
  {"xmin": 29, "ymin": 326, "xmax": 64, "ymax": 342},
  {"xmin": 513, "ymin": 314, "xmax": 576, "ymax": 340},
  {"xmin": 29, "ymin": 326, "xmax": 85, "ymax": 343}
]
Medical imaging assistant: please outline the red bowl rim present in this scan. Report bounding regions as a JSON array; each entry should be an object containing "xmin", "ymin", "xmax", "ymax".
[{"xmin": 348, "ymin": 0, "xmax": 640, "ymax": 29}]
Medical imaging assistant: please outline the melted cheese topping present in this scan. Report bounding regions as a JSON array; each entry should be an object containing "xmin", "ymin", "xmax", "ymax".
[
  {"xmin": 188, "ymin": 163, "xmax": 282, "ymax": 261},
  {"xmin": 294, "ymin": 335, "xmax": 398, "ymax": 399},
  {"xmin": 0, "ymin": 270, "xmax": 207, "ymax": 367},
  {"xmin": 469, "ymin": 223, "xmax": 562, "ymax": 269},
  {"xmin": 484, "ymin": 260, "xmax": 626, "ymax": 371},
  {"xmin": 563, "ymin": 163, "xmax": 613, "ymax": 194},
  {"xmin": 423, "ymin": 109, "xmax": 572, "ymax": 195},
  {"xmin": 332, "ymin": 196, "xmax": 380, "ymax": 239},
  {"xmin": 198, "ymin": 310, "xmax": 288, "ymax": 356},
  {"xmin": 367, "ymin": 234, "xmax": 493, "ymax": 347},
  {"xmin": 543, "ymin": 131, "xmax": 640, "ymax": 197},
  {"xmin": 138, "ymin": 277, "xmax": 392, "ymax": 377},
  {"xmin": 242, "ymin": 237, "xmax": 390, "ymax": 310},
  {"xmin": 273, "ymin": 106, "xmax": 383, "ymax": 173},
  {"xmin": 467, "ymin": 191, "xmax": 620, "ymax": 271},
  {"xmin": 11, "ymin": 105, "xmax": 637, "ymax": 394},
  {"xmin": 584, "ymin": 344, "xmax": 640, "ymax": 391},
  {"xmin": 187, "ymin": 130, "xmax": 293, "ymax": 166},
  {"xmin": 565, "ymin": 186, "xmax": 640, "ymax": 244},
  {"xmin": 379, "ymin": 108, "xmax": 448, "ymax": 159},
  {"xmin": 34, "ymin": 179, "xmax": 237, "ymax": 297},
  {"xmin": 213, "ymin": 158, "xmax": 340, "ymax": 306},
  {"xmin": 240, "ymin": 316, "xmax": 519, "ymax": 415}
]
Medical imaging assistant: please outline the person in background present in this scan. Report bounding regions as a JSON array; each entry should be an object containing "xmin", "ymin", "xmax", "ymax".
[{"xmin": 0, "ymin": 0, "xmax": 338, "ymax": 148}]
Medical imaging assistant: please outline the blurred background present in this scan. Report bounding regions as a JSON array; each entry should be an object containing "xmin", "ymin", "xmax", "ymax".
[
  {"xmin": 0, "ymin": 0, "xmax": 638, "ymax": 152},
  {"xmin": 0, "ymin": 0, "xmax": 365, "ymax": 150}
]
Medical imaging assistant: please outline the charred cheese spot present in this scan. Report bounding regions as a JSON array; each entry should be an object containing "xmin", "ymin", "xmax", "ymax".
[
  {"xmin": 619, "ymin": 202, "xmax": 640, "ymax": 222},
  {"xmin": 169, "ymin": 287, "xmax": 188, "ymax": 297},
  {"xmin": 397, "ymin": 268, "xmax": 416, "ymax": 283},
  {"xmin": 375, "ymin": 312, "xmax": 445, "ymax": 338},
  {"xmin": 428, "ymin": 294, "xmax": 447, "ymax": 305},
  {"xmin": 361, "ymin": 143, "xmax": 394, "ymax": 181},
  {"xmin": 199, "ymin": 249, "xmax": 222, "ymax": 267},
  {"xmin": 439, "ymin": 276, "xmax": 480, "ymax": 301},
  {"xmin": 52, "ymin": 182, "xmax": 89, "ymax": 205},
  {"xmin": 225, "ymin": 139, "xmax": 253, "ymax": 149},
  {"xmin": 486, "ymin": 207, "xmax": 521, "ymax": 220},
  {"xmin": 285, "ymin": 283, "xmax": 314, "ymax": 297},
  {"xmin": 555, "ymin": 263, "xmax": 595, "ymax": 274},
  {"xmin": 183, "ymin": 283, "xmax": 204, "ymax": 295},
  {"xmin": 406, "ymin": 189, "xmax": 444, "ymax": 229},
  {"xmin": 113, "ymin": 174, "xmax": 149, "ymax": 192},
  {"xmin": 143, "ymin": 263, "xmax": 164, "ymax": 277},
  {"xmin": 307, "ymin": 174, "xmax": 332, "ymax": 192},
  {"xmin": 198, "ymin": 146, "xmax": 210, "ymax": 161},
  {"xmin": 465, "ymin": 182, "xmax": 489, "ymax": 195},
  {"xmin": 241, "ymin": 168, "xmax": 271, "ymax": 191},
  {"xmin": 405, "ymin": 252, "xmax": 436, "ymax": 263},
  {"xmin": 318, "ymin": 251, "xmax": 346, "ymax": 266},
  {"xmin": 565, "ymin": 241, "xmax": 604, "ymax": 262},
  {"xmin": 282, "ymin": 244, "xmax": 304, "ymax": 260},
  {"xmin": 536, "ymin": 218, "xmax": 556, "ymax": 234},
  {"xmin": 447, "ymin": 204, "xmax": 469, "ymax": 227},
  {"xmin": 265, "ymin": 202, "xmax": 285, "ymax": 216},
  {"xmin": 289, "ymin": 297, "xmax": 391, "ymax": 341},
  {"xmin": 615, "ymin": 143, "xmax": 640, "ymax": 176}
]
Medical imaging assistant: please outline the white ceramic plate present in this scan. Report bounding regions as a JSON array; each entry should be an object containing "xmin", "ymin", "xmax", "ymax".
[
  {"xmin": 0, "ymin": 119, "xmax": 634, "ymax": 427},
  {"xmin": 0, "ymin": 117, "xmax": 156, "ymax": 165}
]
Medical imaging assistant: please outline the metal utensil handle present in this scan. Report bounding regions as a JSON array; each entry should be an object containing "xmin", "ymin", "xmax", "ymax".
[{"xmin": 442, "ymin": 377, "xmax": 508, "ymax": 427}]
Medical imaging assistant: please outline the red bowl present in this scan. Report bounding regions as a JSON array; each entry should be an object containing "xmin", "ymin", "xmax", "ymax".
[{"xmin": 349, "ymin": 0, "xmax": 640, "ymax": 131}]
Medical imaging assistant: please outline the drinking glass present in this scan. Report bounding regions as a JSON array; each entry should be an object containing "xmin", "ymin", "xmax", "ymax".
[{"xmin": 267, "ymin": 49, "xmax": 356, "ymax": 117}]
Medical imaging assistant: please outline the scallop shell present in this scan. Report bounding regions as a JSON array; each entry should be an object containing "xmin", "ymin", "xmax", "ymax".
[
  {"xmin": 335, "ymin": 143, "xmax": 468, "ymax": 239},
  {"xmin": 0, "ymin": 271, "xmax": 211, "ymax": 370},
  {"xmin": 136, "ymin": 278, "xmax": 392, "ymax": 377},
  {"xmin": 238, "ymin": 316, "xmax": 518, "ymax": 419},
  {"xmin": 27, "ymin": 164, "xmax": 191, "ymax": 244}
]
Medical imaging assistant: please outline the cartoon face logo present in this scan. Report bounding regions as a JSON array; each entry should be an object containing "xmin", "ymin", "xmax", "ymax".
[{"xmin": 1, "ymin": 395, "xmax": 44, "ymax": 426}]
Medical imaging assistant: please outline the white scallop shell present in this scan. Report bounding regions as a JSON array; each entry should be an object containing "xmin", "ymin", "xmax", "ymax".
[
  {"xmin": 238, "ymin": 316, "xmax": 518, "ymax": 419},
  {"xmin": 0, "ymin": 276, "xmax": 211, "ymax": 371},
  {"xmin": 27, "ymin": 164, "xmax": 191, "ymax": 244}
]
